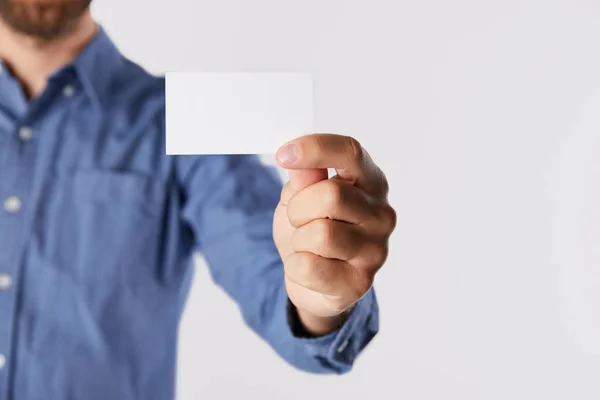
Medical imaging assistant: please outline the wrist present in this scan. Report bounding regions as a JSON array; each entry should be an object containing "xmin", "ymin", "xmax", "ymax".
[{"xmin": 296, "ymin": 305, "xmax": 355, "ymax": 337}]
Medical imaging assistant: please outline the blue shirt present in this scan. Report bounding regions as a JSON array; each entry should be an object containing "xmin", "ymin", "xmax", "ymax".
[{"xmin": 0, "ymin": 27, "xmax": 379, "ymax": 400}]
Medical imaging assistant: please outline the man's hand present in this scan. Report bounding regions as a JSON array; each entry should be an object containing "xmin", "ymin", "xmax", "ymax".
[{"xmin": 273, "ymin": 134, "xmax": 396, "ymax": 336}]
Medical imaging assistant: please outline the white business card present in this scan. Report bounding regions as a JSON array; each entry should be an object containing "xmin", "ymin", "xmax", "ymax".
[{"xmin": 165, "ymin": 72, "xmax": 314, "ymax": 155}]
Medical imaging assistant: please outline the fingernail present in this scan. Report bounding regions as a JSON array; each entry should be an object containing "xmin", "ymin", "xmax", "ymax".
[{"xmin": 277, "ymin": 143, "xmax": 299, "ymax": 164}]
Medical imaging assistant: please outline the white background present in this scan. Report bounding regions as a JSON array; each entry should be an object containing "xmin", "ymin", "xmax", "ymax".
[{"xmin": 92, "ymin": 1, "xmax": 600, "ymax": 399}]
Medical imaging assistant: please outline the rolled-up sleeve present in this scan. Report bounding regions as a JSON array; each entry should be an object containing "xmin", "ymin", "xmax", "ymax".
[{"xmin": 175, "ymin": 153, "xmax": 379, "ymax": 374}]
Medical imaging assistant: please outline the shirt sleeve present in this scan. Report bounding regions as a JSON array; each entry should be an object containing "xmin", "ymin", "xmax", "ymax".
[{"xmin": 174, "ymin": 153, "xmax": 380, "ymax": 374}]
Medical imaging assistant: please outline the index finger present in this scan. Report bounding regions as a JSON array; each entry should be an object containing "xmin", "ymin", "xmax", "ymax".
[{"xmin": 276, "ymin": 133, "xmax": 379, "ymax": 192}]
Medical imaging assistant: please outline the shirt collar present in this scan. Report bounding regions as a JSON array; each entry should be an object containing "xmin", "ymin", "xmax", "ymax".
[{"xmin": 71, "ymin": 25, "xmax": 123, "ymax": 113}]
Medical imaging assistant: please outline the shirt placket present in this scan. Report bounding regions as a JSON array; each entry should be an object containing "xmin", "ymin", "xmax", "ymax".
[
  {"xmin": 0, "ymin": 71, "xmax": 77, "ymax": 397},
  {"xmin": 0, "ymin": 119, "xmax": 38, "ymax": 399}
]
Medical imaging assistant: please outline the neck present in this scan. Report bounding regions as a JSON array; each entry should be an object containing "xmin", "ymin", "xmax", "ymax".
[{"xmin": 0, "ymin": 11, "xmax": 97, "ymax": 99}]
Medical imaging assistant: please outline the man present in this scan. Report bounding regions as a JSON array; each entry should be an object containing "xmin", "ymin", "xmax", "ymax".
[{"xmin": 0, "ymin": 0, "xmax": 396, "ymax": 399}]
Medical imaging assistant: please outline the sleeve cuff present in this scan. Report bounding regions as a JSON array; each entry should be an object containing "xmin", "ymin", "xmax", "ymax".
[{"xmin": 285, "ymin": 288, "xmax": 380, "ymax": 373}]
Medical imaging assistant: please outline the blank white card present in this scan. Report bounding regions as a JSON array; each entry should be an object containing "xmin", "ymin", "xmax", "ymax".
[{"xmin": 165, "ymin": 72, "xmax": 314, "ymax": 155}]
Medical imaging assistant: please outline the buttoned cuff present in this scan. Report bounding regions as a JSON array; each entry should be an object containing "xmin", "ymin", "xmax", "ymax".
[{"xmin": 285, "ymin": 288, "xmax": 379, "ymax": 373}]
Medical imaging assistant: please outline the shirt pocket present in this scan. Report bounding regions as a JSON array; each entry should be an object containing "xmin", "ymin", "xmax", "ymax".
[{"xmin": 31, "ymin": 168, "xmax": 168, "ymax": 286}]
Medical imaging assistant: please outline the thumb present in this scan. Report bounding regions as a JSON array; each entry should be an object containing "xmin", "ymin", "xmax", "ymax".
[
  {"xmin": 276, "ymin": 140, "xmax": 328, "ymax": 192},
  {"xmin": 288, "ymin": 168, "xmax": 328, "ymax": 192}
]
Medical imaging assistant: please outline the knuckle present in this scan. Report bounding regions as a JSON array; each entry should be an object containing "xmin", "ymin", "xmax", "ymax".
[
  {"xmin": 354, "ymin": 268, "xmax": 375, "ymax": 294},
  {"xmin": 346, "ymin": 136, "xmax": 364, "ymax": 163},
  {"xmin": 313, "ymin": 134, "xmax": 328, "ymax": 155},
  {"xmin": 371, "ymin": 241, "xmax": 389, "ymax": 268},
  {"xmin": 378, "ymin": 204, "xmax": 397, "ymax": 233},
  {"xmin": 379, "ymin": 170, "xmax": 390, "ymax": 197}
]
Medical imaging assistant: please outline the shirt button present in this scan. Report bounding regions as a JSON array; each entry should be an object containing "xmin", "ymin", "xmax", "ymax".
[
  {"xmin": 18, "ymin": 126, "xmax": 33, "ymax": 141},
  {"xmin": 63, "ymin": 84, "xmax": 76, "ymax": 97},
  {"xmin": 4, "ymin": 196, "xmax": 21, "ymax": 213},
  {"xmin": 0, "ymin": 274, "xmax": 12, "ymax": 290},
  {"xmin": 336, "ymin": 339, "xmax": 349, "ymax": 353},
  {"xmin": 0, "ymin": 354, "xmax": 6, "ymax": 370}
]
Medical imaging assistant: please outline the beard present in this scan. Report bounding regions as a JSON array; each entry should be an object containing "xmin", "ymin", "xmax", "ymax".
[{"xmin": 0, "ymin": 0, "xmax": 92, "ymax": 39}]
